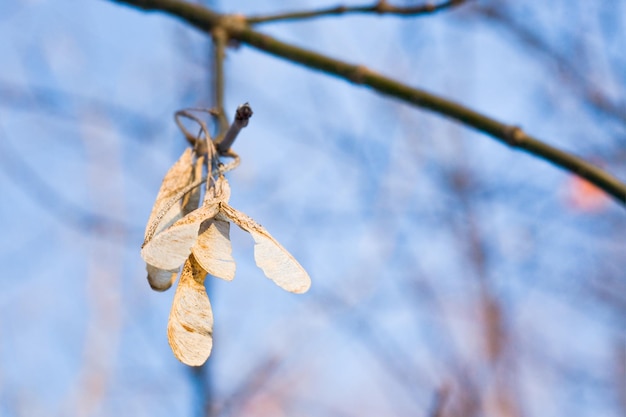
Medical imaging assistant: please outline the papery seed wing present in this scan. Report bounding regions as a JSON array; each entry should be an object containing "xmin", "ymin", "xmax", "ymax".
[
  {"xmin": 205, "ymin": 174, "xmax": 231, "ymax": 205},
  {"xmin": 141, "ymin": 202, "xmax": 220, "ymax": 271},
  {"xmin": 182, "ymin": 155, "xmax": 204, "ymax": 216},
  {"xmin": 167, "ymin": 255, "xmax": 213, "ymax": 366},
  {"xmin": 146, "ymin": 264, "xmax": 178, "ymax": 292},
  {"xmin": 144, "ymin": 148, "xmax": 194, "ymax": 242},
  {"xmin": 192, "ymin": 218, "xmax": 236, "ymax": 281},
  {"xmin": 219, "ymin": 204, "xmax": 311, "ymax": 294}
]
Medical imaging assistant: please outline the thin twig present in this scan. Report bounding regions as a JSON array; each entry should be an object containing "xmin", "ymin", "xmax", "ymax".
[
  {"xmin": 110, "ymin": 0, "xmax": 626, "ymax": 207},
  {"xmin": 212, "ymin": 27, "xmax": 229, "ymax": 134},
  {"xmin": 216, "ymin": 102, "xmax": 253, "ymax": 154},
  {"xmin": 246, "ymin": 0, "xmax": 466, "ymax": 25},
  {"xmin": 174, "ymin": 108, "xmax": 213, "ymax": 144},
  {"xmin": 174, "ymin": 105, "xmax": 250, "ymax": 174}
]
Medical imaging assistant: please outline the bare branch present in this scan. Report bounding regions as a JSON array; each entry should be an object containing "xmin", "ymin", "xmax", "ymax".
[
  {"xmin": 215, "ymin": 102, "xmax": 253, "ymax": 154},
  {"xmin": 245, "ymin": 0, "xmax": 467, "ymax": 25},
  {"xmin": 212, "ymin": 26, "xmax": 229, "ymax": 135},
  {"xmin": 110, "ymin": 0, "xmax": 626, "ymax": 206}
]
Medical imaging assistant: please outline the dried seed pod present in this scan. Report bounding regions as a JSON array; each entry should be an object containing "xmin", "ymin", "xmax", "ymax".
[
  {"xmin": 167, "ymin": 254, "xmax": 213, "ymax": 366},
  {"xmin": 193, "ymin": 218, "xmax": 236, "ymax": 281},
  {"xmin": 141, "ymin": 202, "xmax": 220, "ymax": 272},
  {"xmin": 144, "ymin": 148, "xmax": 194, "ymax": 243},
  {"xmin": 181, "ymin": 154, "xmax": 205, "ymax": 216},
  {"xmin": 142, "ymin": 102, "xmax": 311, "ymax": 365},
  {"xmin": 141, "ymin": 176, "xmax": 229, "ymax": 273},
  {"xmin": 218, "ymin": 203, "xmax": 311, "ymax": 294},
  {"xmin": 144, "ymin": 148, "xmax": 194, "ymax": 291}
]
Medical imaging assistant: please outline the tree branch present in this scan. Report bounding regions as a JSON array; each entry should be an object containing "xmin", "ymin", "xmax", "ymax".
[
  {"xmin": 245, "ymin": 0, "xmax": 466, "ymax": 25},
  {"xmin": 109, "ymin": 0, "xmax": 626, "ymax": 207},
  {"xmin": 212, "ymin": 26, "xmax": 229, "ymax": 134}
]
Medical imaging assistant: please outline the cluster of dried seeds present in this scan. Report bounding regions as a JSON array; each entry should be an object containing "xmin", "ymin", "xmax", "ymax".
[{"xmin": 141, "ymin": 105, "xmax": 310, "ymax": 366}]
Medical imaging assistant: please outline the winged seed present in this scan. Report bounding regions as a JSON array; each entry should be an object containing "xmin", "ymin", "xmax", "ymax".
[
  {"xmin": 167, "ymin": 255, "xmax": 213, "ymax": 366},
  {"xmin": 219, "ymin": 203, "xmax": 311, "ymax": 294}
]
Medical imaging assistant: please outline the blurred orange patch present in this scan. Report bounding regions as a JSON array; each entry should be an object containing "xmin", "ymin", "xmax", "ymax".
[{"xmin": 566, "ymin": 175, "xmax": 609, "ymax": 212}]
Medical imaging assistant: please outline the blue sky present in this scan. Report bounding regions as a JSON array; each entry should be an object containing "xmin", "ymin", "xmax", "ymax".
[{"xmin": 0, "ymin": 1, "xmax": 624, "ymax": 416}]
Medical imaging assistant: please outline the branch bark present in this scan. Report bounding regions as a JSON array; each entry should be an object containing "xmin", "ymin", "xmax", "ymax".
[
  {"xmin": 245, "ymin": 0, "xmax": 466, "ymax": 25},
  {"xmin": 110, "ymin": 0, "xmax": 626, "ymax": 207}
]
